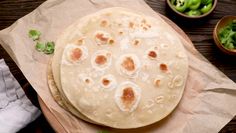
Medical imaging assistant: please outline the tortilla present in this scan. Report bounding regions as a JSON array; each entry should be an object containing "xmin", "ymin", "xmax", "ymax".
[{"xmin": 55, "ymin": 7, "xmax": 188, "ymax": 129}]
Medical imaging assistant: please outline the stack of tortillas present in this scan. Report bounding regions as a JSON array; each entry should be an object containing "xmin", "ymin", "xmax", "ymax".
[{"xmin": 48, "ymin": 7, "xmax": 188, "ymax": 129}]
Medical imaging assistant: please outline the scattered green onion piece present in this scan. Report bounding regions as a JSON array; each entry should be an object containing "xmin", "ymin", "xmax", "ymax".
[
  {"xmin": 44, "ymin": 42, "xmax": 55, "ymax": 54},
  {"xmin": 29, "ymin": 29, "xmax": 41, "ymax": 41},
  {"xmin": 35, "ymin": 42, "xmax": 45, "ymax": 52}
]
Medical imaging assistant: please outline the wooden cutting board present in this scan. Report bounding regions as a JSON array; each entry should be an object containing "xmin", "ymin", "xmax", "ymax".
[{"xmin": 38, "ymin": 14, "xmax": 192, "ymax": 133}]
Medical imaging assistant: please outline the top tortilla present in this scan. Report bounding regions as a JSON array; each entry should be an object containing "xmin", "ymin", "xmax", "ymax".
[{"xmin": 54, "ymin": 7, "xmax": 188, "ymax": 129}]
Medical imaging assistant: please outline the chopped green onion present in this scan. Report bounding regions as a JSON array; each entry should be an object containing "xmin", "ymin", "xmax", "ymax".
[
  {"xmin": 44, "ymin": 41, "xmax": 55, "ymax": 54},
  {"xmin": 35, "ymin": 42, "xmax": 45, "ymax": 52},
  {"xmin": 28, "ymin": 29, "xmax": 41, "ymax": 41}
]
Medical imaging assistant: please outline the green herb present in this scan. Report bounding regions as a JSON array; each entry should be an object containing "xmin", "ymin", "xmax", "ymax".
[
  {"xmin": 44, "ymin": 42, "xmax": 55, "ymax": 54},
  {"xmin": 28, "ymin": 29, "xmax": 55, "ymax": 54},
  {"xmin": 219, "ymin": 20, "xmax": 236, "ymax": 50},
  {"xmin": 35, "ymin": 42, "xmax": 45, "ymax": 52},
  {"xmin": 28, "ymin": 30, "xmax": 41, "ymax": 41}
]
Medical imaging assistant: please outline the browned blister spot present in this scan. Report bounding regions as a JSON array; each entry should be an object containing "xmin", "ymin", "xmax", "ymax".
[
  {"xmin": 122, "ymin": 57, "xmax": 135, "ymax": 71},
  {"xmin": 154, "ymin": 79, "xmax": 161, "ymax": 87},
  {"xmin": 95, "ymin": 55, "xmax": 107, "ymax": 65},
  {"xmin": 108, "ymin": 39, "xmax": 115, "ymax": 45},
  {"xmin": 95, "ymin": 33, "xmax": 109, "ymax": 42},
  {"xmin": 70, "ymin": 48, "xmax": 82, "ymax": 61},
  {"xmin": 129, "ymin": 22, "xmax": 135, "ymax": 28},
  {"xmin": 100, "ymin": 20, "xmax": 108, "ymax": 27},
  {"xmin": 121, "ymin": 87, "xmax": 135, "ymax": 108},
  {"xmin": 85, "ymin": 78, "xmax": 90, "ymax": 84},
  {"xmin": 160, "ymin": 63, "xmax": 168, "ymax": 72},
  {"xmin": 77, "ymin": 38, "xmax": 84, "ymax": 45},
  {"xmin": 102, "ymin": 78, "xmax": 110, "ymax": 86},
  {"xmin": 133, "ymin": 39, "xmax": 140, "ymax": 46},
  {"xmin": 119, "ymin": 31, "xmax": 124, "ymax": 35},
  {"xmin": 148, "ymin": 51, "xmax": 157, "ymax": 58}
]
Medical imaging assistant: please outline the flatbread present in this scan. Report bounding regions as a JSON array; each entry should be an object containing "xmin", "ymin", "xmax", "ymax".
[{"xmin": 56, "ymin": 7, "xmax": 188, "ymax": 129}]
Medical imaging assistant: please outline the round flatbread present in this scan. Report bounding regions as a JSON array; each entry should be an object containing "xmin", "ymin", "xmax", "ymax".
[{"xmin": 56, "ymin": 7, "xmax": 188, "ymax": 129}]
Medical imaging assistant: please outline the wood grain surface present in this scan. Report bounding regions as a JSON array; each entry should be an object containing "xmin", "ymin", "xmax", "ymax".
[{"xmin": 0, "ymin": 0, "xmax": 235, "ymax": 132}]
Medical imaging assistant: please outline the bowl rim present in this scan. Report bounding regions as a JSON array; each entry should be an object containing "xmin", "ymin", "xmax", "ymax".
[
  {"xmin": 213, "ymin": 15, "xmax": 236, "ymax": 54},
  {"xmin": 166, "ymin": 0, "xmax": 218, "ymax": 19}
]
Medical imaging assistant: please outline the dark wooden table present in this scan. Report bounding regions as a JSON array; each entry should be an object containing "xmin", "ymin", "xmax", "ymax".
[{"xmin": 0, "ymin": 0, "xmax": 235, "ymax": 132}]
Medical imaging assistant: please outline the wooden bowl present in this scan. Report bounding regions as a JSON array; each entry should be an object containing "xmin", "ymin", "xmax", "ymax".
[
  {"xmin": 213, "ymin": 16, "xmax": 236, "ymax": 55},
  {"xmin": 166, "ymin": 0, "xmax": 217, "ymax": 19}
]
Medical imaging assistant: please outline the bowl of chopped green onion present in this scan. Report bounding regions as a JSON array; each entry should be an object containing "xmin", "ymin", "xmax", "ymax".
[
  {"xmin": 213, "ymin": 16, "xmax": 236, "ymax": 55},
  {"xmin": 167, "ymin": 0, "xmax": 217, "ymax": 18}
]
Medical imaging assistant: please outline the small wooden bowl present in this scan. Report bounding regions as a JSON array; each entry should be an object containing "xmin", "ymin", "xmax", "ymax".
[
  {"xmin": 213, "ymin": 16, "xmax": 236, "ymax": 55},
  {"xmin": 166, "ymin": 0, "xmax": 217, "ymax": 19}
]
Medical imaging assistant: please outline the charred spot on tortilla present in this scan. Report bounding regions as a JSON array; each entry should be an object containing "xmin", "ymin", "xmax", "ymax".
[
  {"xmin": 85, "ymin": 78, "xmax": 90, "ymax": 84},
  {"xmin": 122, "ymin": 87, "xmax": 135, "ymax": 105},
  {"xmin": 115, "ymin": 81, "xmax": 141, "ymax": 112},
  {"xmin": 100, "ymin": 20, "xmax": 108, "ymax": 27},
  {"xmin": 154, "ymin": 79, "xmax": 161, "ymax": 87},
  {"xmin": 160, "ymin": 63, "xmax": 168, "ymax": 72},
  {"xmin": 96, "ymin": 33, "xmax": 108, "ymax": 42},
  {"xmin": 94, "ymin": 31, "xmax": 111, "ymax": 45},
  {"xmin": 64, "ymin": 44, "xmax": 88, "ymax": 64},
  {"xmin": 95, "ymin": 55, "xmax": 107, "ymax": 65},
  {"xmin": 77, "ymin": 38, "xmax": 85, "ymax": 45},
  {"xmin": 102, "ymin": 78, "xmax": 110, "ymax": 86},
  {"xmin": 100, "ymin": 74, "xmax": 117, "ymax": 90},
  {"xmin": 70, "ymin": 48, "xmax": 83, "ymax": 62},
  {"xmin": 108, "ymin": 39, "xmax": 115, "ymax": 45},
  {"xmin": 122, "ymin": 57, "xmax": 135, "ymax": 71},
  {"xmin": 118, "ymin": 31, "xmax": 124, "ymax": 35},
  {"xmin": 132, "ymin": 39, "xmax": 141, "ymax": 46},
  {"xmin": 91, "ymin": 50, "xmax": 112, "ymax": 70},
  {"xmin": 148, "ymin": 51, "xmax": 157, "ymax": 59},
  {"xmin": 129, "ymin": 22, "xmax": 135, "ymax": 29}
]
